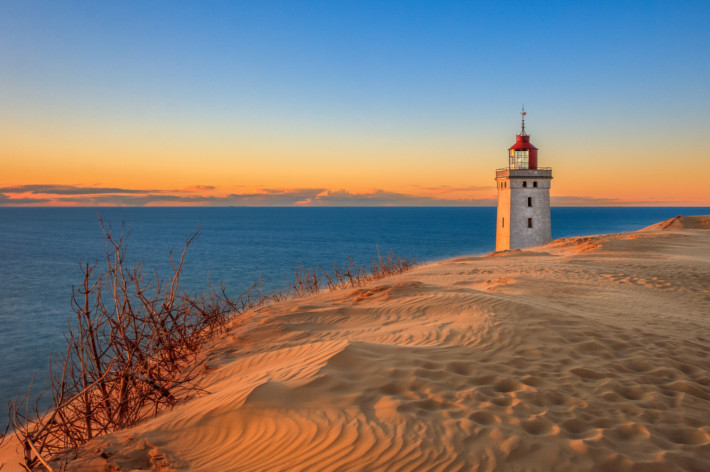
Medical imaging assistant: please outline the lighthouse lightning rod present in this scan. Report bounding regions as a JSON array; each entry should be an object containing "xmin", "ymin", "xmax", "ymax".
[{"xmin": 520, "ymin": 105, "xmax": 527, "ymax": 136}]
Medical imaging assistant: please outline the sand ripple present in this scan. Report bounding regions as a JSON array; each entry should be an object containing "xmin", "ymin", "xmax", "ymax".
[{"xmin": 5, "ymin": 219, "xmax": 707, "ymax": 471}]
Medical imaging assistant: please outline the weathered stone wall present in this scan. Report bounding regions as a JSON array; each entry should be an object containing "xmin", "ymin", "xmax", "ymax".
[
  {"xmin": 496, "ymin": 171, "xmax": 552, "ymax": 251},
  {"xmin": 495, "ymin": 180, "xmax": 511, "ymax": 251}
]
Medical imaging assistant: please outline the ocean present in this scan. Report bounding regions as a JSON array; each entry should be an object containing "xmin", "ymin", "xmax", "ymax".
[{"xmin": 0, "ymin": 206, "xmax": 708, "ymax": 419}]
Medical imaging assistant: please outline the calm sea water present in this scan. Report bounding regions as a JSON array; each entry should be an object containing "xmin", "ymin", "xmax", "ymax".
[{"xmin": 0, "ymin": 206, "xmax": 707, "ymax": 418}]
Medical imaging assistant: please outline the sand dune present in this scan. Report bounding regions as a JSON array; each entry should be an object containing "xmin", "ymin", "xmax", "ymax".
[
  {"xmin": 640, "ymin": 215, "xmax": 710, "ymax": 231},
  {"xmin": 2, "ymin": 216, "xmax": 709, "ymax": 471}
]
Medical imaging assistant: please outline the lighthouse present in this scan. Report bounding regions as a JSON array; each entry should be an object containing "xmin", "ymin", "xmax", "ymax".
[{"xmin": 495, "ymin": 108, "xmax": 552, "ymax": 251}]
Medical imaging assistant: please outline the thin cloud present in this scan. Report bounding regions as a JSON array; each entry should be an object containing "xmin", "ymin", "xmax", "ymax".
[
  {"xmin": 0, "ymin": 194, "xmax": 52, "ymax": 204},
  {"xmin": 177, "ymin": 185, "xmax": 216, "ymax": 192},
  {"xmin": 47, "ymin": 188, "xmax": 328, "ymax": 207},
  {"xmin": 1, "ymin": 186, "xmax": 686, "ymax": 207},
  {"xmin": 415, "ymin": 185, "xmax": 495, "ymax": 193},
  {"xmin": 54, "ymin": 194, "xmax": 221, "ymax": 206},
  {"xmin": 0, "ymin": 185, "xmax": 153, "ymax": 195},
  {"xmin": 305, "ymin": 189, "xmax": 495, "ymax": 206},
  {"xmin": 550, "ymin": 195, "xmax": 673, "ymax": 206},
  {"xmin": 1, "ymin": 186, "xmax": 496, "ymax": 206}
]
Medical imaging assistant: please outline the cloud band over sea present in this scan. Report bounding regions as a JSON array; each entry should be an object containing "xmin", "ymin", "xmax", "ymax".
[{"xmin": 0, "ymin": 184, "xmax": 680, "ymax": 207}]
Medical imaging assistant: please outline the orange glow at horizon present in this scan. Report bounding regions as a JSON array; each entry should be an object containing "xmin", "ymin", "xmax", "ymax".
[{"xmin": 2, "ymin": 108, "xmax": 709, "ymax": 207}]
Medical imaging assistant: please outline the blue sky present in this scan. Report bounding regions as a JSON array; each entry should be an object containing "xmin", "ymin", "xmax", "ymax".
[{"xmin": 1, "ymin": 1, "xmax": 709, "ymax": 205}]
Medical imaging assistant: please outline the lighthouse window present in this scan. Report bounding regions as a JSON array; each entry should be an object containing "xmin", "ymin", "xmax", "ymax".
[
  {"xmin": 528, "ymin": 197, "xmax": 532, "ymax": 207},
  {"xmin": 533, "ymin": 181, "xmax": 538, "ymax": 188},
  {"xmin": 512, "ymin": 150, "xmax": 529, "ymax": 170},
  {"xmin": 528, "ymin": 218, "xmax": 533, "ymax": 228},
  {"xmin": 523, "ymin": 181, "xmax": 527, "ymax": 188},
  {"xmin": 502, "ymin": 217, "xmax": 505, "ymax": 228}
]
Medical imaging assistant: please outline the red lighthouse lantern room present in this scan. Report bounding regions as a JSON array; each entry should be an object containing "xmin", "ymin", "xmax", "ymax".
[{"xmin": 508, "ymin": 107, "xmax": 538, "ymax": 170}]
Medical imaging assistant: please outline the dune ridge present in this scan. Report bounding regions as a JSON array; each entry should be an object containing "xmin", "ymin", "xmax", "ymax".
[{"xmin": 2, "ymin": 216, "xmax": 709, "ymax": 471}]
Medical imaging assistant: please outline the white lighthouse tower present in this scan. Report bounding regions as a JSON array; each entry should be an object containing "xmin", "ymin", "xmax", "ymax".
[{"xmin": 495, "ymin": 108, "xmax": 552, "ymax": 251}]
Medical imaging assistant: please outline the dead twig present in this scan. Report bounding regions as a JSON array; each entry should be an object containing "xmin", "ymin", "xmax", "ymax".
[{"xmin": 25, "ymin": 438, "xmax": 53, "ymax": 472}]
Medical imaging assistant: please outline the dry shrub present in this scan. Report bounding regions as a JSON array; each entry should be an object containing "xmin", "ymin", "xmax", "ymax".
[
  {"xmin": 9, "ymin": 221, "xmax": 418, "ymax": 471},
  {"xmin": 287, "ymin": 246, "xmax": 418, "ymax": 298},
  {"xmin": 9, "ymin": 220, "xmax": 243, "ymax": 470}
]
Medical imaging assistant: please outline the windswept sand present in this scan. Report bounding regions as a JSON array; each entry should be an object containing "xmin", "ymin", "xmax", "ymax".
[{"xmin": 3, "ymin": 216, "xmax": 710, "ymax": 471}]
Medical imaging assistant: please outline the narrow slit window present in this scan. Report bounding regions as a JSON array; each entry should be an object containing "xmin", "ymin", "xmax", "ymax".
[
  {"xmin": 528, "ymin": 197, "xmax": 532, "ymax": 207},
  {"xmin": 528, "ymin": 218, "xmax": 533, "ymax": 228},
  {"xmin": 523, "ymin": 181, "xmax": 527, "ymax": 188},
  {"xmin": 533, "ymin": 181, "xmax": 538, "ymax": 188},
  {"xmin": 502, "ymin": 217, "xmax": 505, "ymax": 228}
]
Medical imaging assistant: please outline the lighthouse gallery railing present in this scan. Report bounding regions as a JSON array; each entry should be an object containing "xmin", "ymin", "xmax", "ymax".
[{"xmin": 496, "ymin": 167, "xmax": 552, "ymax": 179}]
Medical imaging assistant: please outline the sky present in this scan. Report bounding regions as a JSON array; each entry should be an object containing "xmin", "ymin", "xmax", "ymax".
[{"xmin": 1, "ymin": 1, "xmax": 709, "ymax": 206}]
